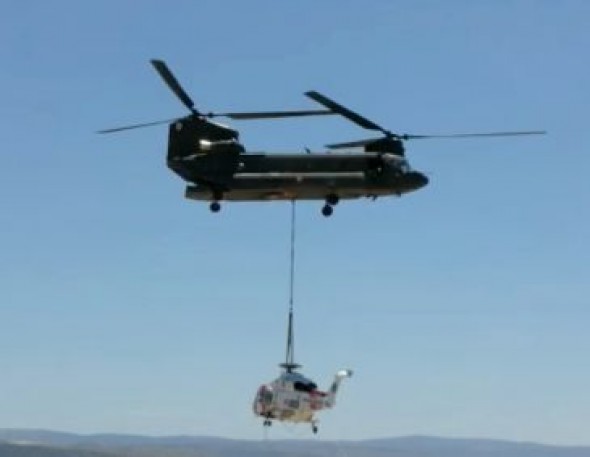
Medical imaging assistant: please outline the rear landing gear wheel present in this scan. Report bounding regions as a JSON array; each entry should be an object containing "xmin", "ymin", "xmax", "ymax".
[
  {"xmin": 326, "ymin": 194, "xmax": 339, "ymax": 206},
  {"xmin": 312, "ymin": 424, "xmax": 318, "ymax": 434},
  {"xmin": 210, "ymin": 189, "xmax": 223, "ymax": 213},
  {"xmin": 321, "ymin": 204, "xmax": 333, "ymax": 217}
]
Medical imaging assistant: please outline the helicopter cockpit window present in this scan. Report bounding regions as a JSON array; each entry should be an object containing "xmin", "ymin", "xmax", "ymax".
[
  {"xmin": 383, "ymin": 154, "xmax": 411, "ymax": 173},
  {"xmin": 294, "ymin": 381, "xmax": 318, "ymax": 392},
  {"xmin": 399, "ymin": 159, "xmax": 411, "ymax": 173},
  {"xmin": 262, "ymin": 390, "xmax": 273, "ymax": 405}
]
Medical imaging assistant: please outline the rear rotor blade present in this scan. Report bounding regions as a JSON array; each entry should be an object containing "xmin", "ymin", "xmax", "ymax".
[
  {"xmin": 151, "ymin": 59, "xmax": 198, "ymax": 114},
  {"xmin": 98, "ymin": 109, "xmax": 335, "ymax": 134},
  {"xmin": 305, "ymin": 91, "xmax": 388, "ymax": 133},
  {"xmin": 219, "ymin": 109, "xmax": 334, "ymax": 120},
  {"xmin": 97, "ymin": 118, "xmax": 178, "ymax": 134}
]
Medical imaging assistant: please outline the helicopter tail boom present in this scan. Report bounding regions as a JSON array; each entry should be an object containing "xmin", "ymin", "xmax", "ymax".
[{"xmin": 324, "ymin": 369, "xmax": 353, "ymax": 408}]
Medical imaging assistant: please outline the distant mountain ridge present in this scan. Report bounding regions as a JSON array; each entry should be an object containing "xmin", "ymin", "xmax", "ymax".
[
  {"xmin": 0, "ymin": 429, "xmax": 588, "ymax": 457},
  {"xmin": 0, "ymin": 440, "xmax": 118, "ymax": 457}
]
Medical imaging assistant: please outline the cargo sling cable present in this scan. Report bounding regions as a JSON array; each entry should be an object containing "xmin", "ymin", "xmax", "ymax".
[
  {"xmin": 253, "ymin": 200, "xmax": 352, "ymax": 434},
  {"xmin": 281, "ymin": 200, "xmax": 300, "ymax": 372}
]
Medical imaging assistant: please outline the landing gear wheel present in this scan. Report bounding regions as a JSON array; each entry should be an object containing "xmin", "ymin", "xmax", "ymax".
[
  {"xmin": 326, "ymin": 193, "xmax": 339, "ymax": 206},
  {"xmin": 312, "ymin": 424, "xmax": 318, "ymax": 434},
  {"xmin": 321, "ymin": 204, "xmax": 333, "ymax": 217},
  {"xmin": 263, "ymin": 419, "xmax": 272, "ymax": 427},
  {"xmin": 210, "ymin": 201, "xmax": 221, "ymax": 213}
]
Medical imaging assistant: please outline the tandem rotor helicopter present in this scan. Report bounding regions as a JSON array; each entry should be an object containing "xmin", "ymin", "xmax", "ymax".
[{"xmin": 100, "ymin": 59, "xmax": 546, "ymax": 216}]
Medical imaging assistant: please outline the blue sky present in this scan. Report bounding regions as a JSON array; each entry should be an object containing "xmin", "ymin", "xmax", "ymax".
[{"xmin": 1, "ymin": 0, "xmax": 589, "ymax": 446}]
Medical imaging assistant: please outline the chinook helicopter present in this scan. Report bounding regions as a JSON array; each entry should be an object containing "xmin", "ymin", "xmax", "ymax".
[{"xmin": 100, "ymin": 60, "xmax": 545, "ymax": 216}]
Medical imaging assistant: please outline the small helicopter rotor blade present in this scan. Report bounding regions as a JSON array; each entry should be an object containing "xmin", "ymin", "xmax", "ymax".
[
  {"xmin": 219, "ymin": 109, "xmax": 335, "ymax": 120},
  {"xmin": 97, "ymin": 118, "xmax": 178, "ymax": 134},
  {"xmin": 305, "ymin": 91, "xmax": 388, "ymax": 133},
  {"xmin": 150, "ymin": 59, "xmax": 198, "ymax": 115},
  {"xmin": 399, "ymin": 130, "xmax": 547, "ymax": 140},
  {"xmin": 325, "ymin": 138, "xmax": 384, "ymax": 149}
]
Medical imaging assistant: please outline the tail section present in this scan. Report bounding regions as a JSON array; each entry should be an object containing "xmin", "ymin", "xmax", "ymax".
[
  {"xmin": 167, "ymin": 116, "xmax": 240, "ymax": 161},
  {"xmin": 324, "ymin": 369, "xmax": 353, "ymax": 408}
]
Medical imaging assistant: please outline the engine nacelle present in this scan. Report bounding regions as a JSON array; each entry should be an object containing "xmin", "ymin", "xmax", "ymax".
[{"xmin": 199, "ymin": 139, "xmax": 245, "ymax": 155}]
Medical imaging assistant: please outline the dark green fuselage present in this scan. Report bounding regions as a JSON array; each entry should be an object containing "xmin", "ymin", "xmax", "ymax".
[{"xmin": 166, "ymin": 117, "xmax": 428, "ymax": 202}]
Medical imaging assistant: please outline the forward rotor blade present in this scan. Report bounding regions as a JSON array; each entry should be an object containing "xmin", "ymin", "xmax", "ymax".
[
  {"xmin": 326, "ymin": 138, "xmax": 384, "ymax": 149},
  {"xmin": 97, "ymin": 118, "xmax": 178, "ymax": 134},
  {"xmin": 326, "ymin": 130, "xmax": 547, "ymax": 149},
  {"xmin": 151, "ymin": 59, "xmax": 197, "ymax": 114},
  {"xmin": 400, "ymin": 130, "xmax": 547, "ymax": 140},
  {"xmin": 305, "ymin": 91, "xmax": 387, "ymax": 133},
  {"xmin": 220, "ymin": 109, "xmax": 334, "ymax": 120}
]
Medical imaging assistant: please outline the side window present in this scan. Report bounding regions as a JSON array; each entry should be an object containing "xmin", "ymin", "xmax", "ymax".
[{"xmin": 286, "ymin": 399, "xmax": 300, "ymax": 409}]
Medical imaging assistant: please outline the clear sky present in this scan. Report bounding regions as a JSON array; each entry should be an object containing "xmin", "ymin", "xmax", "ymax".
[{"xmin": 1, "ymin": 0, "xmax": 589, "ymax": 446}]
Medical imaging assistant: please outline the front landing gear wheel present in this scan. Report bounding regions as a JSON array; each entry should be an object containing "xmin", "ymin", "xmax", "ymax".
[
  {"xmin": 210, "ymin": 201, "xmax": 221, "ymax": 213},
  {"xmin": 321, "ymin": 204, "xmax": 333, "ymax": 217},
  {"xmin": 312, "ymin": 424, "xmax": 318, "ymax": 434}
]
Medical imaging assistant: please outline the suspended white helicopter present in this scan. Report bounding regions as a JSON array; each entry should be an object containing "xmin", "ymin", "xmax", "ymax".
[
  {"xmin": 253, "ymin": 362, "xmax": 353, "ymax": 433},
  {"xmin": 253, "ymin": 203, "xmax": 352, "ymax": 434}
]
